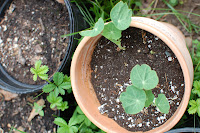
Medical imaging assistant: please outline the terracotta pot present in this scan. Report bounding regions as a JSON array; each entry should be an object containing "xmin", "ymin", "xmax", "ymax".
[{"xmin": 70, "ymin": 17, "xmax": 193, "ymax": 133}]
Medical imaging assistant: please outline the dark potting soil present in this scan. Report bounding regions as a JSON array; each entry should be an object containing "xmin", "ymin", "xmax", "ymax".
[
  {"xmin": 0, "ymin": 0, "xmax": 70, "ymax": 84},
  {"xmin": 0, "ymin": 92, "xmax": 57, "ymax": 133},
  {"xmin": 91, "ymin": 27, "xmax": 185, "ymax": 132}
]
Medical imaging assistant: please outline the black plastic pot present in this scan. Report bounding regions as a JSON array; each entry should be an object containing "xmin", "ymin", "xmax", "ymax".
[
  {"xmin": 166, "ymin": 127, "xmax": 200, "ymax": 133},
  {"xmin": 0, "ymin": 0, "xmax": 87, "ymax": 94}
]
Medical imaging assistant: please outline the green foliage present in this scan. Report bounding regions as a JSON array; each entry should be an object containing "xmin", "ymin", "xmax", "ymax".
[
  {"xmin": 79, "ymin": 1, "xmax": 133, "ymax": 50},
  {"xmin": 145, "ymin": 90, "xmax": 155, "ymax": 107},
  {"xmin": 33, "ymin": 102, "xmax": 45, "ymax": 117},
  {"xmin": 130, "ymin": 64, "xmax": 159, "ymax": 90},
  {"xmin": 120, "ymin": 64, "xmax": 170, "ymax": 114},
  {"xmin": 188, "ymin": 39, "xmax": 200, "ymax": 120},
  {"xmin": 188, "ymin": 99, "xmax": 200, "ymax": 117},
  {"xmin": 110, "ymin": 1, "xmax": 132, "ymax": 30},
  {"xmin": 54, "ymin": 106, "xmax": 104, "ymax": 133},
  {"xmin": 80, "ymin": 18, "xmax": 104, "ymax": 37},
  {"xmin": 192, "ymin": 81, "xmax": 200, "ymax": 97},
  {"xmin": 168, "ymin": 0, "xmax": 179, "ymax": 7},
  {"xmin": 120, "ymin": 85, "xmax": 146, "ymax": 114},
  {"xmin": 31, "ymin": 61, "xmax": 71, "ymax": 112},
  {"xmin": 47, "ymin": 92, "xmax": 63, "ymax": 109},
  {"xmin": 155, "ymin": 94, "xmax": 170, "ymax": 114},
  {"xmin": 30, "ymin": 60, "xmax": 49, "ymax": 81}
]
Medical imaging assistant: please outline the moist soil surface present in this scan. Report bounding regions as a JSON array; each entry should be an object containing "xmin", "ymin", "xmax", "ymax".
[
  {"xmin": 0, "ymin": 92, "xmax": 57, "ymax": 133},
  {"xmin": 91, "ymin": 27, "xmax": 185, "ymax": 132},
  {"xmin": 0, "ymin": 0, "xmax": 70, "ymax": 85}
]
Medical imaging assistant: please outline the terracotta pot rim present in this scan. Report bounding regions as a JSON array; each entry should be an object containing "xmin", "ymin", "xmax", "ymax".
[{"xmin": 71, "ymin": 17, "xmax": 193, "ymax": 133}]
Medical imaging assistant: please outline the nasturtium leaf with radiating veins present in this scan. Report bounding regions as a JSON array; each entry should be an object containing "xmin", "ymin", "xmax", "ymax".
[
  {"xmin": 80, "ymin": 18, "xmax": 104, "ymax": 37},
  {"xmin": 102, "ymin": 22, "xmax": 121, "ymax": 40},
  {"xmin": 145, "ymin": 90, "xmax": 155, "ymax": 107},
  {"xmin": 120, "ymin": 85, "xmax": 146, "ymax": 114},
  {"xmin": 110, "ymin": 1, "xmax": 132, "ymax": 30},
  {"xmin": 155, "ymin": 94, "xmax": 170, "ymax": 114},
  {"xmin": 130, "ymin": 64, "xmax": 159, "ymax": 90}
]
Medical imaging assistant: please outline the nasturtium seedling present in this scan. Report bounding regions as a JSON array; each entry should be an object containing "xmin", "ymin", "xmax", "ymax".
[
  {"xmin": 120, "ymin": 64, "xmax": 170, "ymax": 115},
  {"xmin": 80, "ymin": 18, "xmax": 104, "ymax": 37},
  {"xmin": 120, "ymin": 85, "xmax": 146, "ymax": 114},
  {"xmin": 145, "ymin": 90, "xmax": 155, "ymax": 107},
  {"xmin": 130, "ymin": 64, "xmax": 159, "ymax": 90},
  {"xmin": 110, "ymin": 1, "xmax": 132, "ymax": 30},
  {"xmin": 79, "ymin": 1, "xmax": 132, "ymax": 50},
  {"xmin": 155, "ymin": 94, "xmax": 170, "ymax": 114},
  {"xmin": 102, "ymin": 22, "xmax": 121, "ymax": 40}
]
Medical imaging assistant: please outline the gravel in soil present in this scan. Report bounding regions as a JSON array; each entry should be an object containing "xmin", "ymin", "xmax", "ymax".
[
  {"xmin": 91, "ymin": 27, "xmax": 185, "ymax": 132},
  {"xmin": 0, "ymin": 0, "xmax": 70, "ymax": 85},
  {"xmin": 0, "ymin": 92, "xmax": 57, "ymax": 133}
]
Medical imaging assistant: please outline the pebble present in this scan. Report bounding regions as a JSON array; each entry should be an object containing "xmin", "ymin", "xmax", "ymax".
[
  {"xmin": 168, "ymin": 57, "xmax": 172, "ymax": 61},
  {"xmin": 34, "ymin": 44, "xmax": 43, "ymax": 53},
  {"xmin": 0, "ymin": 37, "xmax": 3, "ymax": 44}
]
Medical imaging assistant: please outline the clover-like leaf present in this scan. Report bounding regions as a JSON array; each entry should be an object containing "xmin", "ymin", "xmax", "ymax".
[
  {"xmin": 110, "ymin": 1, "xmax": 132, "ymax": 30},
  {"xmin": 53, "ymin": 72, "xmax": 64, "ymax": 86},
  {"xmin": 59, "ymin": 82, "xmax": 71, "ymax": 90},
  {"xmin": 80, "ymin": 18, "xmax": 104, "ymax": 37},
  {"xmin": 130, "ymin": 64, "xmax": 159, "ymax": 90},
  {"xmin": 155, "ymin": 94, "xmax": 170, "ymax": 114},
  {"xmin": 192, "ymin": 81, "xmax": 200, "ymax": 97},
  {"xmin": 39, "ymin": 110, "xmax": 44, "ymax": 116},
  {"xmin": 102, "ymin": 22, "xmax": 121, "ymax": 40},
  {"xmin": 42, "ymin": 84, "xmax": 56, "ymax": 93},
  {"xmin": 57, "ymin": 101, "xmax": 69, "ymax": 111},
  {"xmin": 54, "ymin": 117, "xmax": 68, "ymax": 127},
  {"xmin": 30, "ymin": 60, "xmax": 49, "ymax": 81},
  {"xmin": 145, "ymin": 90, "xmax": 155, "ymax": 107},
  {"xmin": 120, "ymin": 85, "xmax": 146, "ymax": 114}
]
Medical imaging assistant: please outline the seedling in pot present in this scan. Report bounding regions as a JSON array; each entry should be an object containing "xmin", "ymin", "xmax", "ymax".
[
  {"xmin": 120, "ymin": 64, "xmax": 170, "ymax": 114},
  {"xmin": 80, "ymin": 1, "xmax": 132, "ymax": 50},
  {"xmin": 64, "ymin": 1, "xmax": 132, "ymax": 50}
]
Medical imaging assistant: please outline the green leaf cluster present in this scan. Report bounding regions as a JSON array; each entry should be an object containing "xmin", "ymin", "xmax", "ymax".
[
  {"xmin": 33, "ymin": 102, "xmax": 45, "ymax": 117},
  {"xmin": 80, "ymin": 1, "xmax": 132, "ymax": 50},
  {"xmin": 120, "ymin": 64, "xmax": 170, "ymax": 114},
  {"xmin": 30, "ymin": 60, "xmax": 71, "ymax": 112},
  {"xmin": 54, "ymin": 106, "xmax": 105, "ymax": 133},
  {"xmin": 30, "ymin": 60, "xmax": 49, "ymax": 81},
  {"xmin": 189, "ymin": 40, "xmax": 200, "ymax": 117},
  {"xmin": 188, "ymin": 99, "xmax": 200, "ymax": 117}
]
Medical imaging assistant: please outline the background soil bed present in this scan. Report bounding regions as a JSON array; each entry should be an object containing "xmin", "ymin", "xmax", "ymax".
[
  {"xmin": 0, "ymin": 0, "xmax": 70, "ymax": 85},
  {"xmin": 91, "ymin": 27, "xmax": 185, "ymax": 132},
  {"xmin": 0, "ymin": 92, "xmax": 57, "ymax": 133}
]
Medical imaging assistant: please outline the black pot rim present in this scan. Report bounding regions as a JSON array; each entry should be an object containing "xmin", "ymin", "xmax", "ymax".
[{"xmin": 0, "ymin": 0, "xmax": 80, "ymax": 94}]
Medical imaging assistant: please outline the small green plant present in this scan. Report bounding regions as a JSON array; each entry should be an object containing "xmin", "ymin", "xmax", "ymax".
[
  {"xmin": 30, "ymin": 60, "xmax": 71, "ymax": 111},
  {"xmin": 33, "ymin": 102, "xmax": 45, "ymax": 117},
  {"xmin": 168, "ymin": 0, "xmax": 179, "ymax": 7},
  {"xmin": 54, "ymin": 106, "xmax": 105, "ymax": 133},
  {"xmin": 77, "ymin": 1, "xmax": 132, "ymax": 50},
  {"xmin": 120, "ymin": 64, "xmax": 170, "ymax": 114}
]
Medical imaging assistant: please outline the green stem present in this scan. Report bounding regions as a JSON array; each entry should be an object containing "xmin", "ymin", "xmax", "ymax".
[
  {"xmin": 33, "ymin": 91, "xmax": 45, "ymax": 100},
  {"xmin": 78, "ymin": 122, "xmax": 85, "ymax": 130},
  {"xmin": 195, "ymin": 61, "xmax": 200, "ymax": 72}
]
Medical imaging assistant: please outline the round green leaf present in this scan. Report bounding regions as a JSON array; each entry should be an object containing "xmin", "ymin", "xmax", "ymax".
[
  {"xmin": 145, "ymin": 90, "xmax": 155, "ymax": 107},
  {"xmin": 110, "ymin": 1, "xmax": 132, "ymax": 30},
  {"xmin": 130, "ymin": 64, "xmax": 159, "ymax": 90},
  {"xmin": 120, "ymin": 85, "xmax": 146, "ymax": 114},
  {"xmin": 102, "ymin": 22, "xmax": 121, "ymax": 40},
  {"xmin": 80, "ymin": 18, "xmax": 104, "ymax": 37},
  {"xmin": 155, "ymin": 94, "xmax": 170, "ymax": 114}
]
